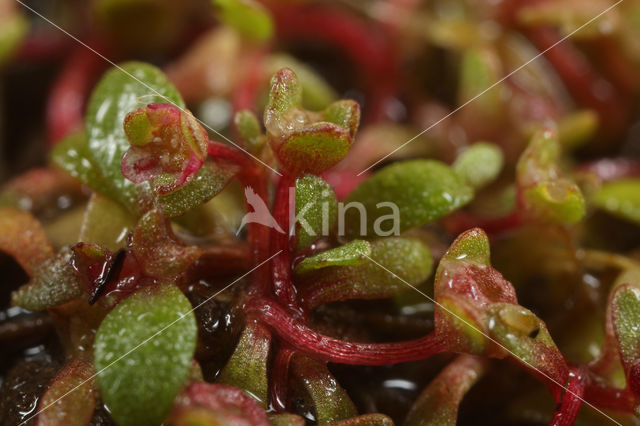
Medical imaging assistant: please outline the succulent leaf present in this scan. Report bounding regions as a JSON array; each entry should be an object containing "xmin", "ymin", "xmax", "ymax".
[
  {"xmin": 344, "ymin": 160, "xmax": 473, "ymax": 237},
  {"xmin": 290, "ymin": 354, "xmax": 357, "ymax": 424},
  {"xmin": 94, "ymin": 282, "xmax": 197, "ymax": 426},
  {"xmin": 295, "ymin": 174, "xmax": 338, "ymax": 250},
  {"xmin": 86, "ymin": 62, "xmax": 184, "ymax": 212},
  {"xmin": 218, "ymin": 322, "xmax": 271, "ymax": 407},
  {"xmin": 300, "ymin": 237, "xmax": 432, "ymax": 310},
  {"xmin": 453, "ymin": 142, "xmax": 504, "ymax": 189},
  {"xmin": 294, "ymin": 240, "xmax": 371, "ymax": 274},
  {"xmin": 36, "ymin": 359, "xmax": 95, "ymax": 426},
  {"xmin": 516, "ymin": 129, "xmax": 585, "ymax": 224}
]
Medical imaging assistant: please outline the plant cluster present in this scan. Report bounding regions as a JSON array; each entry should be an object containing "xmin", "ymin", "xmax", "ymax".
[{"xmin": 2, "ymin": 0, "xmax": 640, "ymax": 425}]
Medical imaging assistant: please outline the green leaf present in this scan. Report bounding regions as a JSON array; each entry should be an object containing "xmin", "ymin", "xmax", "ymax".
[
  {"xmin": 440, "ymin": 227, "xmax": 491, "ymax": 265},
  {"xmin": 79, "ymin": 193, "xmax": 136, "ymax": 251},
  {"xmin": 516, "ymin": 129, "xmax": 585, "ymax": 224},
  {"xmin": 131, "ymin": 209, "xmax": 201, "ymax": 278},
  {"xmin": 212, "ymin": 0, "xmax": 274, "ymax": 43},
  {"xmin": 36, "ymin": 359, "xmax": 95, "ymax": 426},
  {"xmin": 405, "ymin": 355, "xmax": 487, "ymax": 426},
  {"xmin": 94, "ymin": 282, "xmax": 197, "ymax": 426},
  {"xmin": 266, "ymin": 54, "xmax": 338, "ymax": 111},
  {"xmin": 12, "ymin": 247, "xmax": 84, "ymax": 311},
  {"xmin": 290, "ymin": 355, "xmax": 357, "ymax": 424},
  {"xmin": 300, "ymin": 237, "xmax": 432, "ymax": 310},
  {"xmin": 85, "ymin": 62, "xmax": 185, "ymax": 212},
  {"xmin": 434, "ymin": 229, "xmax": 517, "ymax": 356},
  {"xmin": 0, "ymin": 207, "xmax": 54, "ymax": 275},
  {"xmin": 278, "ymin": 124, "xmax": 353, "ymax": 175},
  {"xmin": 344, "ymin": 160, "xmax": 473, "ymax": 237},
  {"xmin": 611, "ymin": 284, "xmax": 640, "ymax": 370},
  {"xmin": 453, "ymin": 142, "xmax": 503, "ymax": 189},
  {"xmin": 265, "ymin": 68, "xmax": 360, "ymax": 175},
  {"xmin": 295, "ymin": 175, "xmax": 338, "ymax": 250},
  {"xmin": 294, "ymin": 240, "xmax": 371, "ymax": 274},
  {"xmin": 52, "ymin": 132, "xmax": 123, "ymax": 204},
  {"xmin": 487, "ymin": 303, "xmax": 568, "ymax": 394},
  {"xmin": 157, "ymin": 160, "xmax": 238, "ymax": 218},
  {"xmin": 218, "ymin": 322, "xmax": 271, "ymax": 407},
  {"xmin": 592, "ymin": 179, "xmax": 640, "ymax": 226}
]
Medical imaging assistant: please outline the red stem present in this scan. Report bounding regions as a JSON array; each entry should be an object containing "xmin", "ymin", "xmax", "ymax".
[
  {"xmin": 549, "ymin": 367, "xmax": 585, "ymax": 426},
  {"xmin": 207, "ymin": 141, "xmax": 271, "ymax": 290},
  {"xmin": 46, "ymin": 45, "xmax": 107, "ymax": 145},
  {"xmin": 246, "ymin": 297, "xmax": 447, "ymax": 365},
  {"xmin": 270, "ymin": 347, "xmax": 295, "ymax": 412},
  {"xmin": 583, "ymin": 375, "xmax": 636, "ymax": 413},
  {"xmin": 524, "ymin": 26, "xmax": 629, "ymax": 137},
  {"xmin": 271, "ymin": 175, "xmax": 297, "ymax": 308}
]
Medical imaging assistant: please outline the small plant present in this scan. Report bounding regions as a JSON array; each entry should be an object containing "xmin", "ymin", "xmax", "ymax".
[{"xmin": 3, "ymin": 1, "xmax": 640, "ymax": 425}]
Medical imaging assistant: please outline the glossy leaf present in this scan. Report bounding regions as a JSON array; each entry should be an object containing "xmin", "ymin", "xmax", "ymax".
[
  {"xmin": 453, "ymin": 142, "xmax": 503, "ymax": 189},
  {"xmin": 85, "ymin": 62, "xmax": 184, "ymax": 212},
  {"xmin": 79, "ymin": 193, "xmax": 136, "ymax": 251},
  {"xmin": 157, "ymin": 160, "xmax": 238, "ymax": 218},
  {"xmin": 0, "ymin": 207, "xmax": 54, "ymax": 275},
  {"xmin": 266, "ymin": 54, "xmax": 338, "ymax": 111},
  {"xmin": 591, "ymin": 179, "xmax": 640, "ymax": 225},
  {"xmin": 516, "ymin": 129, "xmax": 585, "ymax": 224},
  {"xmin": 610, "ymin": 284, "xmax": 640, "ymax": 373},
  {"xmin": 131, "ymin": 209, "xmax": 201, "ymax": 278},
  {"xmin": 212, "ymin": 0, "xmax": 274, "ymax": 43},
  {"xmin": 294, "ymin": 240, "xmax": 371, "ymax": 274},
  {"xmin": 300, "ymin": 237, "xmax": 432, "ymax": 310},
  {"xmin": 434, "ymin": 228, "xmax": 517, "ymax": 355},
  {"xmin": 36, "ymin": 359, "xmax": 95, "ymax": 426},
  {"xmin": 344, "ymin": 160, "xmax": 473, "ymax": 237},
  {"xmin": 264, "ymin": 68, "xmax": 360, "ymax": 175},
  {"xmin": 121, "ymin": 103, "xmax": 207, "ymax": 195},
  {"xmin": 170, "ymin": 382, "xmax": 269, "ymax": 426},
  {"xmin": 405, "ymin": 355, "xmax": 487, "ymax": 426},
  {"xmin": 487, "ymin": 303, "xmax": 569, "ymax": 401},
  {"xmin": 295, "ymin": 174, "xmax": 338, "ymax": 250},
  {"xmin": 51, "ymin": 132, "xmax": 123, "ymax": 205},
  {"xmin": 12, "ymin": 247, "xmax": 84, "ymax": 311},
  {"xmin": 218, "ymin": 322, "xmax": 271, "ymax": 407},
  {"xmin": 94, "ymin": 282, "xmax": 197, "ymax": 426},
  {"xmin": 290, "ymin": 355, "xmax": 357, "ymax": 424}
]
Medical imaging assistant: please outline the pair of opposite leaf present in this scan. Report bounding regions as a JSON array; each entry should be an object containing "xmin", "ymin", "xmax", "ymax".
[{"xmin": 434, "ymin": 227, "xmax": 569, "ymax": 401}]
